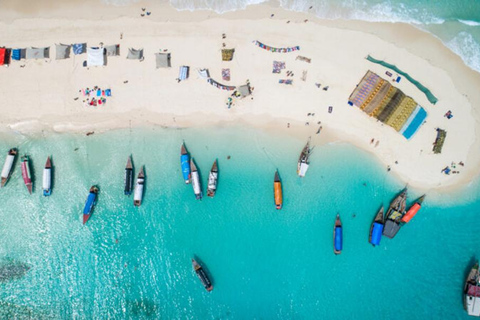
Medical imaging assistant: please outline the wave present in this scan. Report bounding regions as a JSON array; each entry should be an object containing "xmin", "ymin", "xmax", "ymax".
[
  {"xmin": 446, "ymin": 31, "xmax": 480, "ymax": 73},
  {"xmin": 170, "ymin": 0, "xmax": 267, "ymax": 13},
  {"xmin": 458, "ymin": 19, "xmax": 480, "ymax": 27}
]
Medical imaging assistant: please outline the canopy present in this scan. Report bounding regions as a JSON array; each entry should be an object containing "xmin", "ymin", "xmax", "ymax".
[
  {"xmin": 55, "ymin": 44, "xmax": 71, "ymax": 60},
  {"xmin": 42, "ymin": 168, "xmax": 51, "ymax": 190},
  {"xmin": 178, "ymin": 66, "xmax": 189, "ymax": 81},
  {"xmin": 222, "ymin": 49, "xmax": 234, "ymax": 61},
  {"xmin": 11, "ymin": 48, "xmax": 25, "ymax": 61},
  {"xmin": 401, "ymin": 203, "xmax": 421, "ymax": 223},
  {"xmin": 383, "ymin": 220, "xmax": 401, "ymax": 239},
  {"xmin": 127, "ymin": 48, "xmax": 144, "ymax": 60},
  {"xmin": 334, "ymin": 227, "xmax": 343, "ymax": 251},
  {"xmin": 237, "ymin": 84, "xmax": 251, "ymax": 97},
  {"xmin": 155, "ymin": 53, "xmax": 171, "ymax": 68},
  {"xmin": 87, "ymin": 47, "xmax": 105, "ymax": 66},
  {"xmin": 197, "ymin": 68, "xmax": 210, "ymax": 79},
  {"xmin": 105, "ymin": 44, "xmax": 120, "ymax": 56},
  {"xmin": 73, "ymin": 43, "xmax": 86, "ymax": 55},
  {"xmin": 0, "ymin": 48, "xmax": 9, "ymax": 65},
  {"xmin": 370, "ymin": 223, "xmax": 384, "ymax": 246},
  {"xmin": 83, "ymin": 193, "xmax": 96, "ymax": 214},
  {"xmin": 26, "ymin": 47, "xmax": 49, "ymax": 60}
]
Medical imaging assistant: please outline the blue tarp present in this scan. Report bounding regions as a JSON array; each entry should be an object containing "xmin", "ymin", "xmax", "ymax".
[
  {"xmin": 178, "ymin": 66, "xmax": 189, "ymax": 81},
  {"xmin": 370, "ymin": 223, "xmax": 384, "ymax": 246},
  {"xmin": 73, "ymin": 43, "xmax": 86, "ymax": 55},
  {"xmin": 401, "ymin": 106, "xmax": 427, "ymax": 139},
  {"xmin": 12, "ymin": 49, "xmax": 21, "ymax": 60},
  {"xmin": 334, "ymin": 227, "xmax": 343, "ymax": 251},
  {"xmin": 83, "ymin": 193, "xmax": 96, "ymax": 214},
  {"xmin": 181, "ymin": 154, "xmax": 190, "ymax": 182}
]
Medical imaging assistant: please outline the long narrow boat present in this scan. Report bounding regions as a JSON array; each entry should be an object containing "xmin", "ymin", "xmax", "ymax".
[
  {"xmin": 83, "ymin": 186, "xmax": 98, "ymax": 224},
  {"xmin": 464, "ymin": 262, "xmax": 480, "ymax": 317},
  {"xmin": 1, "ymin": 148, "xmax": 17, "ymax": 187},
  {"xmin": 190, "ymin": 158, "xmax": 202, "ymax": 200},
  {"xmin": 274, "ymin": 170, "xmax": 283, "ymax": 209},
  {"xmin": 181, "ymin": 143, "xmax": 191, "ymax": 184},
  {"xmin": 369, "ymin": 206, "xmax": 384, "ymax": 246},
  {"xmin": 124, "ymin": 156, "xmax": 133, "ymax": 196},
  {"xmin": 207, "ymin": 160, "xmax": 218, "ymax": 198},
  {"xmin": 382, "ymin": 188, "xmax": 408, "ymax": 239},
  {"xmin": 43, "ymin": 157, "xmax": 52, "ymax": 196},
  {"xmin": 21, "ymin": 155, "xmax": 33, "ymax": 194},
  {"xmin": 401, "ymin": 195, "xmax": 426, "ymax": 223},
  {"xmin": 133, "ymin": 167, "xmax": 145, "ymax": 207},
  {"xmin": 333, "ymin": 214, "xmax": 343, "ymax": 255},
  {"xmin": 192, "ymin": 259, "xmax": 213, "ymax": 292},
  {"xmin": 297, "ymin": 139, "xmax": 311, "ymax": 177}
]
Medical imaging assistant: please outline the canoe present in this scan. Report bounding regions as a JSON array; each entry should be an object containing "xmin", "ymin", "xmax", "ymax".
[
  {"xmin": 274, "ymin": 170, "xmax": 283, "ymax": 209},
  {"xmin": 124, "ymin": 156, "xmax": 133, "ymax": 196},
  {"xmin": 133, "ymin": 167, "xmax": 145, "ymax": 207},
  {"xmin": 383, "ymin": 188, "xmax": 407, "ymax": 239},
  {"xmin": 369, "ymin": 206, "xmax": 384, "ymax": 246},
  {"xmin": 333, "ymin": 214, "xmax": 342, "ymax": 255},
  {"xmin": 190, "ymin": 158, "xmax": 202, "ymax": 200},
  {"xmin": 207, "ymin": 160, "xmax": 218, "ymax": 198},
  {"xmin": 42, "ymin": 156, "xmax": 52, "ymax": 196},
  {"xmin": 83, "ymin": 186, "xmax": 98, "ymax": 224},
  {"xmin": 464, "ymin": 262, "xmax": 480, "ymax": 317},
  {"xmin": 21, "ymin": 155, "xmax": 33, "ymax": 194},
  {"xmin": 192, "ymin": 259, "xmax": 213, "ymax": 292},
  {"xmin": 401, "ymin": 195, "xmax": 425, "ymax": 223},
  {"xmin": 297, "ymin": 140, "xmax": 311, "ymax": 177},
  {"xmin": 1, "ymin": 148, "xmax": 17, "ymax": 187},
  {"xmin": 181, "ymin": 143, "xmax": 191, "ymax": 184}
]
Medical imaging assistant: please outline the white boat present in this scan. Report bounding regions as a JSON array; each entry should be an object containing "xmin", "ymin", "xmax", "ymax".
[
  {"xmin": 207, "ymin": 160, "xmax": 218, "ymax": 197},
  {"xmin": 190, "ymin": 158, "xmax": 202, "ymax": 200},
  {"xmin": 133, "ymin": 167, "xmax": 145, "ymax": 207},
  {"xmin": 1, "ymin": 148, "xmax": 17, "ymax": 187},
  {"xmin": 465, "ymin": 262, "xmax": 480, "ymax": 317},
  {"xmin": 297, "ymin": 140, "xmax": 311, "ymax": 177},
  {"xmin": 43, "ymin": 157, "xmax": 52, "ymax": 196}
]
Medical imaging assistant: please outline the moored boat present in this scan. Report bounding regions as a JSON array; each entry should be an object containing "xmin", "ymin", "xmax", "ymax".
[
  {"xmin": 181, "ymin": 143, "xmax": 191, "ymax": 184},
  {"xmin": 83, "ymin": 186, "xmax": 98, "ymax": 224},
  {"xmin": 207, "ymin": 160, "xmax": 218, "ymax": 198},
  {"xmin": 1, "ymin": 148, "xmax": 17, "ymax": 187},
  {"xmin": 190, "ymin": 158, "xmax": 202, "ymax": 200},
  {"xmin": 21, "ymin": 155, "xmax": 33, "ymax": 194},
  {"xmin": 124, "ymin": 156, "xmax": 134, "ymax": 196},
  {"xmin": 382, "ymin": 188, "xmax": 407, "ymax": 239},
  {"xmin": 192, "ymin": 259, "xmax": 213, "ymax": 291},
  {"xmin": 42, "ymin": 157, "xmax": 52, "ymax": 196},
  {"xmin": 133, "ymin": 167, "xmax": 145, "ymax": 207},
  {"xmin": 333, "ymin": 214, "xmax": 342, "ymax": 255},
  {"xmin": 464, "ymin": 262, "xmax": 480, "ymax": 317},
  {"xmin": 369, "ymin": 206, "xmax": 384, "ymax": 246},
  {"xmin": 297, "ymin": 139, "xmax": 311, "ymax": 177},
  {"xmin": 274, "ymin": 170, "xmax": 283, "ymax": 209},
  {"xmin": 401, "ymin": 195, "xmax": 426, "ymax": 223}
]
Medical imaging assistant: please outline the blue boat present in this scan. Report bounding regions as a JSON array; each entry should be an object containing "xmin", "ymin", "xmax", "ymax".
[
  {"xmin": 83, "ymin": 186, "xmax": 98, "ymax": 224},
  {"xmin": 180, "ymin": 143, "xmax": 191, "ymax": 184},
  {"xmin": 369, "ymin": 207, "xmax": 384, "ymax": 246},
  {"xmin": 333, "ymin": 214, "xmax": 342, "ymax": 255}
]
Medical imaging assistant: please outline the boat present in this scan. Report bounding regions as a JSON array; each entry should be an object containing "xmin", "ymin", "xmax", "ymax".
[
  {"xmin": 124, "ymin": 156, "xmax": 133, "ymax": 196},
  {"xmin": 1, "ymin": 148, "xmax": 17, "ymax": 187},
  {"xmin": 401, "ymin": 195, "xmax": 426, "ymax": 223},
  {"xmin": 207, "ymin": 160, "xmax": 218, "ymax": 197},
  {"xmin": 333, "ymin": 214, "xmax": 342, "ymax": 255},
  {"xmin": 369, "ymin": 206, "xmax": 384, "ymax": 246},
  {"xmin": 21, "ymin": 155, "xmax": 33, "ymax": 194},
  {"xmin": 382, "ymin": 188, "xmax": 408, "ymax": 239},
  {"xmin": 192, "ymin": 259, "xmax": 213, "ymax": 291},
  {"xmin": 274, "ymin": 170, "xmax": 283, "ymax": 209},
  {"xmin": 42, "ymin": 157, "xmax": 52, "ymax": 196},
  {"xmin": 297, "ymin": 139, "xmax": 311, "ymax": 177},
  {"xmin": 83, "ymin": 186, "xmax": 98, "ymax": 224},
  {"xmin": 133, "ymin": 167, "xmax": 145, "ymax": 207},
  {"xmin": 190, "ymin": 158, "xmax": 202, "ymax": 200},
  {"xmin": 181, "ymin": 143, "xmax": 191, "ymax": 184},
  {"xmin": 464, "ymin": 262, "xmax": 480, "ymax": 317}
]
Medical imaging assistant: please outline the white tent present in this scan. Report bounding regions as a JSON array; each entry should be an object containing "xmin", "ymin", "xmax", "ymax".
[
  {"xmin": 178, "ymin": 66, "xmax": 189, "ymax": 81},
  {"xmin": 87, "ymin": 47, "xmax": 105, "ymax": 66}
]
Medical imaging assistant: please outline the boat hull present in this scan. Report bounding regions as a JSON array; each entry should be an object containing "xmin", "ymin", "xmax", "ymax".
[
  {"xmin": 124, "ymin": 169, "xmax": 133, "ymax": 195},
  {"xmin": 133, "ymin": 179, "xmax": 144, "ymax": 206},
  {"xmin": 192, "ymin": 259, "xmax": 213, "ymax": 291},
  {"xmin": 334, "ymin": 215, "xmax": 342, "ymax": 254},
  {"xmin": 1, "ymin": 151, "xmax": 16, "ymax": 187},
  {"xmin": 21, "ymin": 158, "xmax": 32, "ymax": 194},
  {"xmin": 207, "ymin": 171, "xmax": 217, "ymax": 197},
  {"xmin": 43, "ymin": 168, "xmax": 52, "ymax": 196},
  {"xmin": 83, "ymin": 187, "xmax": 98, "ymax": 224},
  {"xmin": 274, "ymin": 171, "xmax": 282, "ymax": 210},
  {"xmin": 192, "ymin": 171, "xmax": 202, "ymax": 200}
]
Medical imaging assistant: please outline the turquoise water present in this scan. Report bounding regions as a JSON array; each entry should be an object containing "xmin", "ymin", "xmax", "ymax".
[{"xmin": 0, "ymin": 126, "xmax": 479, "ymax": 318}]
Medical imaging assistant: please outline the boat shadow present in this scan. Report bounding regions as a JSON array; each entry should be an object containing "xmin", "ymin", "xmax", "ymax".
[
  {"xmin": 50, "ymin": 156, "xmax": 55, "ymax": 195},
  {"xmin": 28, "ymin": 156, "xmax": 36, "ymax": 194},
  {"xmin": 192, "ymin": 255, "xmax": 214, "ymax": 286},
  {"xmin": 141, "ymin": 165, "xmax": 147, "ymax": 205}
]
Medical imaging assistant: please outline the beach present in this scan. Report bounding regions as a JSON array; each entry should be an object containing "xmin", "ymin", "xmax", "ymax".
[{"xmin": 0, "ymin": 0, "xmax": 479, "ymax": 193}]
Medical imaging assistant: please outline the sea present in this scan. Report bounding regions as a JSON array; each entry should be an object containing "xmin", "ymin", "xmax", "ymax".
[{"xmin": 0, "ymin": 126, "xmax": 479, "ymax": 319}]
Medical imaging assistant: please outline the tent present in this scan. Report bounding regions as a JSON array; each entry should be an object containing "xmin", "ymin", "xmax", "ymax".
[
  {"xmin": 73, "ymin": 43, "xmax": 86, "ymax": 55},
  {"xmin": 197, "ymin": 68, "xmax": 209, "ymax": 79},
  {"xmin": 55, "ymin": 44, "xmax": 71, "ymax": 60},
  {"xmin": 26, "ymin": 47, "xmax": 50, "ymax": 60},
  {"xmin": 178, "ymin": 66, "xmax": 189, "ymax": 81},
  {"xmin": 11, "ymin": 48, "xmax": 25, "ymax": 60},
  {"xmin": 105, "ymin": 44, "xmax": 120, "ymax": 57},
  {"xmin": 127, "ymin": 48, "xmax": 144, "ymax": 60},
  {"xmin": 237, "ymin": 84, "xmax": 251, "ymax": 97},
  {"xmin": 87, "ymin": 47, "xmax": 105, "ymax": 66},
  {"xmin": 155, "ymin": 53, "xmax": 171, "ymax": 68},
  {"xmin": 222, "ymin": 49, "xmax": 234, "ymax": 61},
  {"xmin": 0, "ymin": 48, "xmax": 10, "ymax": 65}
]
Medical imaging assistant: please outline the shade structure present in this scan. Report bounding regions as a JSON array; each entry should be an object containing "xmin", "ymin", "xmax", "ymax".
[
  {"xmin": 105, "ymin": 44, "xmax": 120, "ymax": 56},
  {"xmin": 0, "ymin": 48, "xmax": 10, "ymax": 65},
  {"xmin": 73, "ymin": 43, "xmax": 86, "ymax": 55},
  {"xmin": 237, "ymin": 84, "xmax": 251, "ymax": 97},
  {"xmin": 178, "ymin": 66, "xmax": 189, "ymax": 81},
  {"xmin": 155, "ymin": 53, "xmax": 171, "ymax": 68},
  {"xmin": 26, "ymin": 47, "xmax": 50, "ymax": 59},
  {"xmin": 55, "ymin": 43, "xmax": 71, "ymax": 60},
  {"xmin": 127, "ymin": 48, "xmax": 144, "ymax": 60},
  {"xmin": 87, "ymin": 47, "xmax": 105, "ymax": 66},
  {"xmin": 11, "ymin": 48, "xmax": 25, "ymax": 61}
]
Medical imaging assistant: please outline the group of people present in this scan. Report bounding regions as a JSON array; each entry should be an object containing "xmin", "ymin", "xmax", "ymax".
[{"xmin": 79, "ymin": 86, "xmax": 111, "ymax": 107}]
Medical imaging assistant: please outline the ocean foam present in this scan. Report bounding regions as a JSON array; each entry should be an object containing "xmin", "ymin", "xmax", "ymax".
[
  {"xmin": 446, "ymin": 31, "xmax": 480, "ymax": 73},
  {"xmin": 170, "ymin": 0, "xmax": 267, "ymax": 13},
  {"xmin": 458, "ymin": 19, "xmax": 480, "ymax": 27}
]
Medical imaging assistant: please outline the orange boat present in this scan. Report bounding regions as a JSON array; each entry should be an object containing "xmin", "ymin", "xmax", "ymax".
[
  {"xmin": 401, "ymin": 195, "xmax": 425, "ymax": 223},
  {"xmin": 274, "ymin": 170, "xmax": 283, "ymax": 209}
]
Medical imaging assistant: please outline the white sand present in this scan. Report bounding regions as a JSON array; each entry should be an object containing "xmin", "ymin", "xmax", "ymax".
[{"xmin": 0, "ymin": 0, "xmax": 479, "ymax": 191}]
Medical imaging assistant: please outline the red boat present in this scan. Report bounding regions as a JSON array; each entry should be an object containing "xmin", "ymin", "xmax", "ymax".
[
  {"xmin": 401, "ymin": 195, "xmax": 426, "ymax": 223},
  {"xmin": 21, "ymin": 155, "xmax": 33, "ymax": 194}
]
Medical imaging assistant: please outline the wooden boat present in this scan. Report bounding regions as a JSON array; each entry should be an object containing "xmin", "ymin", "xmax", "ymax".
[
  {"xmin": 382, "ymin": 188, "xmax": 407, "ymax": 239},
  {"xmin": 464, "ymin": 262, "xmax": 480, "ymax": 316},
  {"xmin": 401, "ymin": 195, "xmax": 426, "ymax": 223},
  {"xmin": 21, "ymin": 155, "xmax": 33, "ymax": 194},
  {"xmin": 1, "ymin": 148, "xmax": 17, "ymax": 187},
  {"xmin": 190, "ymin": 158, "xmax": 202, "ymax": 200},
  {"xmin": 207, "ymin": 160, "xmax": 218, "ymax": 197},
  {"xmin": 274, "ymin": 170, "xmax": 283, "ymax": 209},
  {"xmin": 133, "ymin": 167, "xmax": 145, "ymax": 207},
  {"xmin": 124, "ymin": 156, "xmax": 133, "ymax": 196},
  {"xmin": 369, "ymin": 206, "xmax": 384, "ymax": 246},
  {"xmin": 42, "ymin": 157, "xmax": 52, "ymax": 196},
  {"xmin": 333, "ymin": 214, "xmax": 343, "ymax": 255},
  {"xmin": 297, "ymin": 139, "xmax": 311, "ymax": 177},
  {"xmin": 192, "ymin": 259, "xmax": 213, "ymax": 292},
  {"xmin": 83, "ymin": 186, "xmax": 98, "ymax": 224},
  {"xmin": 180, "ymin": 143, "xmax": 191, "ymax": 184}
]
